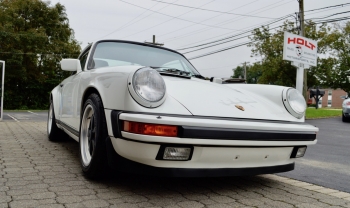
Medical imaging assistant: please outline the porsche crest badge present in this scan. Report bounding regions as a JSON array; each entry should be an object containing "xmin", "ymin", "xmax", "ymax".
[{"xmin": 235, "ymin": 105, "xmax": 245, "ymax": 111}]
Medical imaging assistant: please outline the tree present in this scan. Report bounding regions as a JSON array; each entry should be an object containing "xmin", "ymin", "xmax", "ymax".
[
  {"xmin": 248, "ymin": 21, "xmax": 319, "ymax": 88},
  {"xmin": 248, "ymin": 20, "xmax": 350, "ymax": 93},
  {"xmin": 0, "ymin": 0, "xmax": 81, "ymax": 109},
  {"xmin": 309, "ymin": 22, "xmax": 350, "ymax": 93},
  {"xmin": 232, "ymin": 65, "xmax": 244, "ymax": 79},
  {"xmin": 232, "ymin": 64, "xmax": 262, "ymax": 84}
]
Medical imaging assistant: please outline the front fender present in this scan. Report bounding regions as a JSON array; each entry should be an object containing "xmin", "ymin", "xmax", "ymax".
[
  {"xmin": 81, "ymin": 66, "xmax": 192, "ymax": 115},
  {"xmin": 51, "ymin": 85, "xmax": 61, "ymax": 120}
]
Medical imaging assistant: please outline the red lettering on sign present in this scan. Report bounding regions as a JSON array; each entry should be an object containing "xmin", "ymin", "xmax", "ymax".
[
  {"xmin": 297, "ymin": 38, "xmax": 304, "ymax": 45},
  {"xmin": 287, "ymin": 37, "xmax": 316, "ymax": 50},
  {"xmin": 288, "ymin": 38, "xmax": 296, "ymax": 44},
  {"xmin": 305, "ymin": 41, "xmax": 311, "ymax": 49},
  {"xmin": 309, "ymin": 42, "xmax": 316, "ymax": 50}
]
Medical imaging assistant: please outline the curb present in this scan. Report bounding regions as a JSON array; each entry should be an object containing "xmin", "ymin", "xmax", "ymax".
[{"xmin": 261, "ymin": 174, "xmax": 350, "ymax": 201}]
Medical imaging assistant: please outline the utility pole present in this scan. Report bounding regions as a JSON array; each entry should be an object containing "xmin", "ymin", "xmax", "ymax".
[
  {"xmin": 145, "ymin": 35, "xmax": 164, "ymax": 46},
  {"xmin": 242, "ymin": 62, "xmax": 249, "ymax": 81},
  {"xmin": 299, "ymin": 0, "xmax": 308, "ymax": 101}
]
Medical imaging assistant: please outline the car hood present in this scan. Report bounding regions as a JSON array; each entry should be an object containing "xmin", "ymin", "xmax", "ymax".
[{"xmin": 163, "ymin": 76, "xmax": 297, "ymax": 122}]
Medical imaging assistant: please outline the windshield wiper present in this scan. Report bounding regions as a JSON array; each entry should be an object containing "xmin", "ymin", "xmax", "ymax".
[
  {"xmin": 192, "ymin": 74, "xmax": 206, "ymax": 80},
  {"xmin": 150, "ymin": 66, "xmax": 191, "ymax": 78}
]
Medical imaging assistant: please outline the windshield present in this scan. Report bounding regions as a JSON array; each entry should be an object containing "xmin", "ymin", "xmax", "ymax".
[{"xmin": 91, "ymin": 41, "xmax": 200, "ymax": 76}]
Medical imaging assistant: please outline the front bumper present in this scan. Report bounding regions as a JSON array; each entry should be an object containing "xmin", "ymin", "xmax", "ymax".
[
  {"xmin": 106, "ymin": 137, "xmax": 295, "ymax": 177},
  {"xmin": 343, "ymin": 107, "xmax": 350, "ymax": 117},
  {"xmin": 105, "ymin": 110, "xmax": 318, "ymax": 176}
]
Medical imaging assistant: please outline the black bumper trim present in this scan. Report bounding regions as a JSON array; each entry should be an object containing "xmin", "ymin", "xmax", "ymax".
[
  {"xmin": 178, "ymin": 126, "xmax": 316, "ymax": 141},
  {"xmin": 111, "ymin": 110, "xmax": 316, "ymax": 141},
  {"xmin": 105, "ymin": 137, "xmax": 295, "ymax": 177}
]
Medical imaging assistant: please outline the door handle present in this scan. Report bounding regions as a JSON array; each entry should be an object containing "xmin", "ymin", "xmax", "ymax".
[{"xmin": 60, "ymin": 84, "xmax": 64, "ymax": 87}]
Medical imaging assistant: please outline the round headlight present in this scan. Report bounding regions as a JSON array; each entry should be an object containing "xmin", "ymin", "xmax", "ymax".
[
  {"xmin": 283, "ymin": 88, "xmax": 306, "ymax": 118},
  {"xmin": 128, "ymin": 67, "xmax": 166, "ymax": 108}
]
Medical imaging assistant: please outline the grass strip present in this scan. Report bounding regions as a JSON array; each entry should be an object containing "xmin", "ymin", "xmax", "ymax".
[{"xmin": 306, "ymin": 108, "xmax": 342, "ymax": 119}]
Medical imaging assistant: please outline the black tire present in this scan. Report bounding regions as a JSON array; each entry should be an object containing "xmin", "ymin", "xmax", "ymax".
[
  {"xmin": 342, "ymin": 112, "xmax": 349, "ymax": 122},
  {"xmin": 47, "ymin": 102, "xmax": 65, "ymax": 141},
  {"xmin": 79, "ymin": 93, "xmax": 108, "ymax": 179}
]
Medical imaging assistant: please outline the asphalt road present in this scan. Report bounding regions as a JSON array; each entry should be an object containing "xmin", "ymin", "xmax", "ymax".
[
  {"xmin": 1, "ymin": 111, "xmax": 48, "ymax": 122},
  {"xmin": 279, "ymin": 117, "xmax": 350, "ymax": 193}
]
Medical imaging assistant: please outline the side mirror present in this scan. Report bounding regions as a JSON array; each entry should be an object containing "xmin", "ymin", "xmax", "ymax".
[
  {"xmin": 209, "ymin": 77, "xmax": 222, "ymax": 84},
  {"xmin": 60, "ymin": 59, "xmax": 82, "ymax": 72}
]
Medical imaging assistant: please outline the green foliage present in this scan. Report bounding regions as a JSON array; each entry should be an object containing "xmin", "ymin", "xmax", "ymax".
[
  {"xmin": 248, "ymin": 21, "xmax": 319, "ymax": 87},
  {"xmin": 232, "ymin": 64, "xmax": 262, "ymax": 84},
  {"xmin": 248, "ymin": 20, "xmax": 350, "ymax": 93},
  {"xmin": 309, "ymin": 22, "xmax": 350, "ymax": 93},
  {"xmin": 0, "ymin": 0, "xmax": 81, "ymax": 109}
]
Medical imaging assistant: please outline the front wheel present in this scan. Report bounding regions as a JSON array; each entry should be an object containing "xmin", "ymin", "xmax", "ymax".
[
  {"xmin": 342, "ymin": 112, "xmax": 349, "ymax": 122},
  {"xmin": 79, "ymin": 94, "xmax": 108, "ymax": 179}
]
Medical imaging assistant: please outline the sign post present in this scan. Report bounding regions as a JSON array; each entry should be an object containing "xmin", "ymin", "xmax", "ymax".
[
  {"xmin": 283, "ymin": 32, "xmax": 317, "ymax": 93},
  {"xmin": 0, "ymin": 61, "xmax": 4, "ymax": 121}
]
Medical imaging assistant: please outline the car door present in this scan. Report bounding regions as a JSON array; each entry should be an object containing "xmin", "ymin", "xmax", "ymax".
[{"xmin": 59, "ymin": 48, "xmax": 90, "ymax": 132}]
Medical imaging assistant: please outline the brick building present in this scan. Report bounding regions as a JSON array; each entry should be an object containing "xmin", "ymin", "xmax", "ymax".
[{"xmin": 309, "ymin": 88, "xmax": 348, "ymax": 108}]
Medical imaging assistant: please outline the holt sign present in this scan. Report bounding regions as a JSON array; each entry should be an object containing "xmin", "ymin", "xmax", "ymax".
[{"xmin": 283, "ymin": 32, "xmax": 317, "ymax": 67}]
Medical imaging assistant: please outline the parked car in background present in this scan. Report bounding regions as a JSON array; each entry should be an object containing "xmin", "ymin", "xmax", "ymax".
[
  {"xmin": 47, "ymin": 40, "xmax": 318, "ymax": 179},
  {"xmin": 342, "ymin": 96, "xmax": 350, "ymax": 122}
]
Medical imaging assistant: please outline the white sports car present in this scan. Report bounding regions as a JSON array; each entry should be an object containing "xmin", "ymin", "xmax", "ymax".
[{"xmin": 48, "ymin": 40, "xmax": 318, "ymax": 178}]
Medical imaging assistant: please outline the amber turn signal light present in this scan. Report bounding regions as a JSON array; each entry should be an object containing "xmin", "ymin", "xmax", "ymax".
[{"xmin": 123, "ymin": 121, "xmax": 178, "ymax": 137}]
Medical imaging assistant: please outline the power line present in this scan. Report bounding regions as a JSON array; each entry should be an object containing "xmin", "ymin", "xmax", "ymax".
[
  {"xmin": 148, "ymin": 0, "xmax": 278, "ymax": 19},
  {"xmin": 307, "ymin": 11, "xmax": 350, "ymax": 20},
  {"xmin": 188, "ymin": 41, "xmax": 252, "ymax": 60},
  {"xmin": 305, "ymin": 3, "xmax": 350, "ymax": 17},
  {"xmin": 304, "ymin": 3, "xmax": 350, "ymax": 13},
  {"xmin": 155, "ymin": 0, "xmax": 259, "ymax": 39},
  {"xmin": 182, "ymin": 23, "xmax": 290, "ymax": 54},
  {"xmin": 95, "ymin": 0, "xmax": 178, "ymax": 40},
  {"xmin": 178, "ymin": 4, "xmax": 350, "ymax": 53},
  {"xmin": 199, "ymin": 64, "xmax": 239, "ymax": 70},
  {"xmin": 120, "ymin": 0, "xmax": 216, "ymax": 39},
  {"xmin": 312, "ymin": 16, "xmax": 350, "ymax": 24},
  {"xmin": 166, "ymin": 1, "xmax": 350, "ymax": 48},
  {"xmin": 119, "ymin": 0, "xmax": 245, "ymax": 31},
  {"xmin": 94, "ymin": 1, "xmax": 161, "ymax": 40},
  {"xmin": 188, "ymin": 16, "xmax": 350, "ymax": 60},
  {"xmin": 177, "ymin": 14, "xmax": 293, "ymax": 51},
  {"xmin": 162, "ymin": 0, "xmax": 293, "ymax": 44}
]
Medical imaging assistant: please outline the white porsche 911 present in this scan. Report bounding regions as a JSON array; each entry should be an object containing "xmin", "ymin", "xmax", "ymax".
[{"xmin": 48, "ymin": 40, "xmax": 318, "ymax": 178}]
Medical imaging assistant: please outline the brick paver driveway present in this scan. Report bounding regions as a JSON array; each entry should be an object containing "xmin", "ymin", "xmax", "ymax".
[{"xmin": 1, "ymin": 121, "xmax": 350, "ymax": 208}]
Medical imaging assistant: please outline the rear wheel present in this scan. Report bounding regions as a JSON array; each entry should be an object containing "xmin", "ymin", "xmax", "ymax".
[
  {"xmin": 47, "ymin": 103, "xmax": 65, "ymax": 141},
  {"xmin": 79, "ymin": 94, "xmax": 108, "ymax": 179}
]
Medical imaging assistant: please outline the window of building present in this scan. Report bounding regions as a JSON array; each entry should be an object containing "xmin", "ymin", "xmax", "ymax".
[{"xmin": 327, "ymin": 100, "xmax": 332, "ymax": 107}]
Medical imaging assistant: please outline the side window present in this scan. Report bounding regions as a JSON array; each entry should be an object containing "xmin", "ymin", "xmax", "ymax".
[
  {"xmin": 79, "ymin": 52, "xmax": 89, "ymax": 70},
  {"xmin": 162, "ymin": 60, "xmax": 184, "ymax": 70},
  {"xmin": 162, "ymin": 60, "xmax": 192, "ymax": 74}
]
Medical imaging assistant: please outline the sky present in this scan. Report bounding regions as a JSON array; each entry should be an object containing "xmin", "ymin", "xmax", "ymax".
[{"xmin": 50, "ymin": 0, "xmax": 350, "ymax": 78}]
